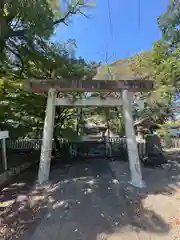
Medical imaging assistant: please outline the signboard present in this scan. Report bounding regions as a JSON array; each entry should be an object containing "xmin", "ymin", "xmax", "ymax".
[
  {"xmin": 0, "ymin": 131, "xmax": 9, "ymax": 139},
  {"xmin": 25, "ymin": 79, "xmax": 155, "ymax": 92}
]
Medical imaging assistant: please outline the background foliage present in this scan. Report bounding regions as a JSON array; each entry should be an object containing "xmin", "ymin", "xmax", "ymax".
[{"xmin": 0, "ymin": 0, "xmax": 179, "ymax": 140}]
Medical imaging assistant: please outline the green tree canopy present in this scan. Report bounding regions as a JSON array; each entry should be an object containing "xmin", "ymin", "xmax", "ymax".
[
  {"xmin": 158, "ymin": 0, "xmax": 180, "ymax": 46},
  {"xmin": 0, "ymin": 0, "xmax": 93, "ymax": 76},
  {"xmin": 0, "ymin": 0, "xmax": 97, "ymax": 139}
]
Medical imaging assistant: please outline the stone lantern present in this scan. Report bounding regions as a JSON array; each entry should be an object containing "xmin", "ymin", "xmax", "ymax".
[{"xmin": 134, "ymin": 117, "xmax": 167, "ymax": 166}]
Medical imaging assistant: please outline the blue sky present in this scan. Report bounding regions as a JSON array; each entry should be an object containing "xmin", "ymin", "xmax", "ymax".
[{"xmin": 53, "ymin": 0, "xmax": 169, "ymax": 63}]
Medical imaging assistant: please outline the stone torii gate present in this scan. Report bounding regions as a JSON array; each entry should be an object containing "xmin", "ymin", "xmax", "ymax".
[{"xmin": 26, "ymin": 78, "xmax": 154, "ymax": 188}]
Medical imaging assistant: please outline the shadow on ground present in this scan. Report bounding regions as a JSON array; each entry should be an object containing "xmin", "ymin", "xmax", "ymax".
[
  {"xmin": 0, "ymin": 150, "xmax": 180, "ymax": 240},
  {"xmin": 0, "ymin": 150, "xmax": 39, "ymax": 174}
]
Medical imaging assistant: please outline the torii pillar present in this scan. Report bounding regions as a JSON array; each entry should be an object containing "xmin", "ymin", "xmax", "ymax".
[
  {"xmin": 122, "ymin": 90, "xmax": 145, "ymax": 188},
  {"xmin": 38, "ymin": 88, "xmax": 56, "ymax": 184}
]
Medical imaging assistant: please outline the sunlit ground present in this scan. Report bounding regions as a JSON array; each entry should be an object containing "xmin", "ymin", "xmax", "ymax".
[{"xmin": 0, "ymin": 150, "xmax": 180, "ymax": 240}]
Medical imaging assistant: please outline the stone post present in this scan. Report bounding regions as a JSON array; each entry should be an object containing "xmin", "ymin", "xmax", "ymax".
[
  {"xmin": 122, "ymin": 90, "xmax": 145, "ymax": 188},
  {"xmin": 38, "ymin": 88, "xmax": 56, "ymax": 184}
]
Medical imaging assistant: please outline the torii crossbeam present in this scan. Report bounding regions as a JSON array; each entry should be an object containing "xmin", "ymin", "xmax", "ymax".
[{"xmin": 26, "ymin": 78, "xmax": 154, "ymax": 92}]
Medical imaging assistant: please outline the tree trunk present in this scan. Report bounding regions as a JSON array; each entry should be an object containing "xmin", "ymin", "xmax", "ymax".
[
  {"xmin": 105, "ymin": 108, "xmax": 110, "ymax": 137},
  {"xmin": 52, "ymin": 106, "xmax": 65, "ymax": 155},
  {"xmin": 76, "ymin": 108, "xmax": 84, "ymax": 136}
]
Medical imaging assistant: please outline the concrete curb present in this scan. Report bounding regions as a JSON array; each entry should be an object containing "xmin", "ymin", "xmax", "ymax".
[{"xmin": 0, "ymin": 161, "xmax": 37, "ymax": 188}]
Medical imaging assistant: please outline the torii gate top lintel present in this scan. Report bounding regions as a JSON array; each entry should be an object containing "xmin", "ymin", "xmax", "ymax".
[{"xmin": 26, "ymin": 79, "xmax": 155, "ymax": 93}]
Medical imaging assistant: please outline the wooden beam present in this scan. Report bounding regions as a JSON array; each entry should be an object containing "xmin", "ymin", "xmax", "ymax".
[
  {"xmin": 55, "ymin": 97, "xmax": 123, "ymax": 106},
  {"xmin": 25, "ymin": 79, "xmax": 155, "ymax": 92}
]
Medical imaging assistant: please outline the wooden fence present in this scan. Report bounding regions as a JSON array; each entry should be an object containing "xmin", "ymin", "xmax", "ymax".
[
  {"xmin": 1, "ymin": 137, "xmax": 179, "ymax": 158},
  {"xmin": 1, "ymin": 138, "xmax": 146, "ymax": 157},
  {"xmin": 161, "ymin": 137, "xmax": 180, "ymax": 149}
]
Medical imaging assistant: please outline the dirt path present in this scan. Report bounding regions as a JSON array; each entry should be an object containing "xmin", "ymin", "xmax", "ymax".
[
  {"xmin": 17, "ymin": 160, "xmax": 132, "ymax": 240},
  {"xmin": 0, "ymin": 152, "xmax": 180, "ymax": 240}
]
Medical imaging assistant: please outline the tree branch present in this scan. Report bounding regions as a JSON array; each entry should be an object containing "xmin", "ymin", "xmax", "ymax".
[
  {"xmin": 53, "ymin": 0, "xmax": 84, "ymax": 26},
  {"xmin": 5, "ymin": 41, "xmax": 24, "ymax": 76},
  {"xmin": 77, "ymin": 9, "xmax": 89, "ymax": 18}
]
